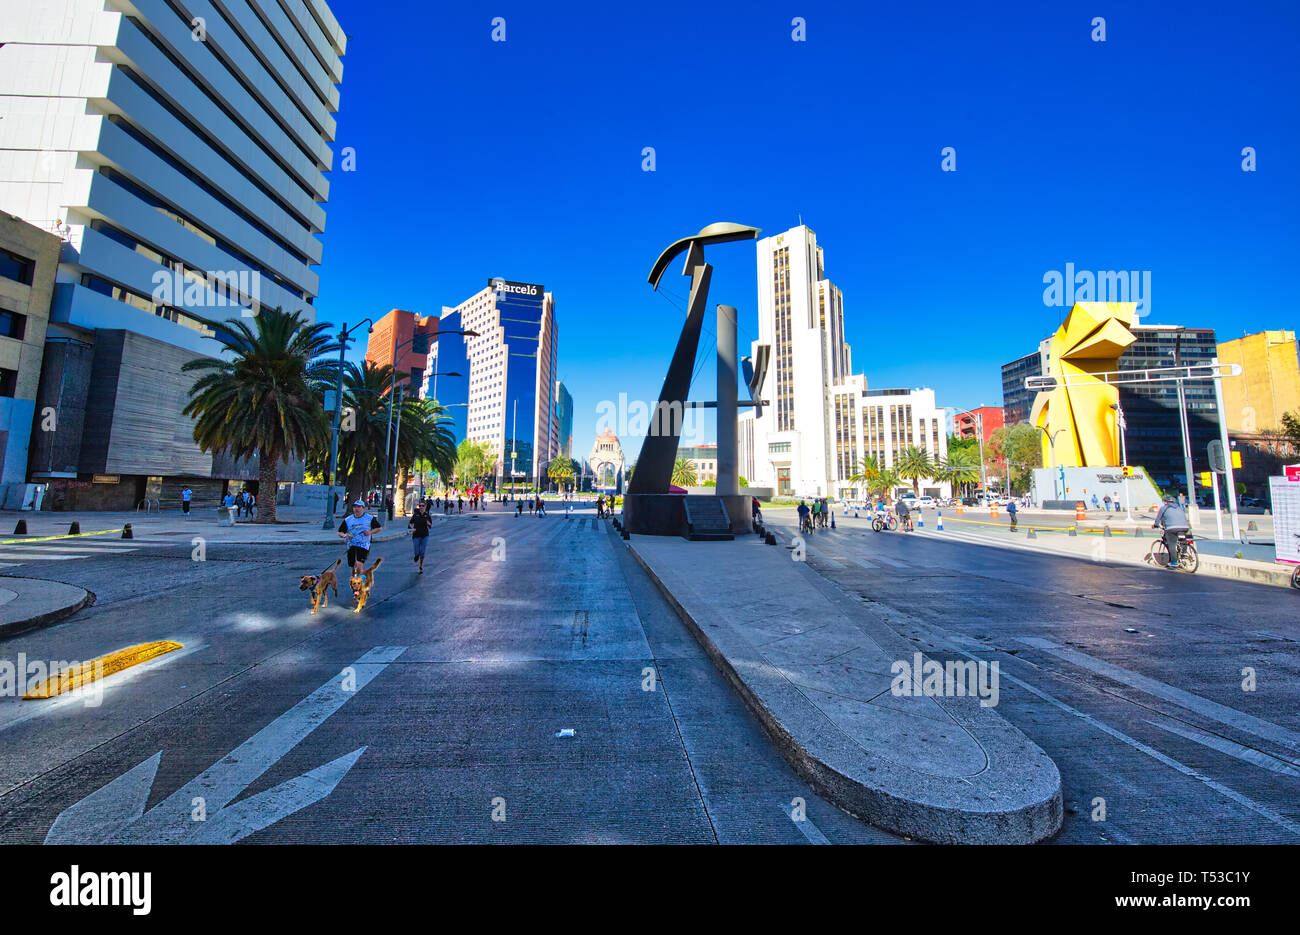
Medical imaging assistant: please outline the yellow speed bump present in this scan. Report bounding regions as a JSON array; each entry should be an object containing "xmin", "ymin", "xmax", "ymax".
[
  {"xmin": 1, "ymin": 529, "xmax": 117, "ymax": 545},
  {"xmin": 22, "ymin": 641, "xmax": 183, "ymax": 700}
]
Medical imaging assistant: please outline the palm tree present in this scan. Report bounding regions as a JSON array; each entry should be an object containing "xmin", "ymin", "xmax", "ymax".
[
  {"xmin": 671, "ymin": 456, "xmax": 697, "ymax": 487},
  {"xmin": 939, "ymin": 447, "xmax": 982, "ymax": 499},
  {"xmin": 547, "ymin": 455, "xmax": 577, "ymax": 492},
  {"xmin": 182, "ymin": 307, "xmax": 334, "ymax": 523},
  {"xmin": 847, "ymin": 456, "xmax": 882, "ymax": 496},
  {"xmin": 331, "ymin": 360, "xmax": 401, "ymax": 502},
  {"xmin": 393, "ymin": 397, "xmax": 457, "ymax": 514},
  {"xmin": 894, "ymin": 445, "xmax": 936, "ymax": 496}
]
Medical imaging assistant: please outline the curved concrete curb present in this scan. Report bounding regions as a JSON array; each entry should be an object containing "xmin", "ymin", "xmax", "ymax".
[
  {"xmin": 0, "ymin": 577, "xmax": 95, "ymax": 639},
  {"xmin": 626, "ymin": 538, "xmax": 1063, "ymax": 844}
]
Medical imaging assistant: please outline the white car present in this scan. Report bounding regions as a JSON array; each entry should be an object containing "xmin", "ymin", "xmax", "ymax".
[{"xmin": 913, "ymin": 496, "xmax": 937, "ymax": 510}]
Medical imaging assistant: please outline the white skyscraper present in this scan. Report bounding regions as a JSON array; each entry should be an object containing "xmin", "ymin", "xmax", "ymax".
[
  {"xmin": 746, "ymin": 225, "xmax": 948, "ymax": 499},
  {"xmin": 0, "ymin": 0, "xmax": 346, "ymax": 505}
]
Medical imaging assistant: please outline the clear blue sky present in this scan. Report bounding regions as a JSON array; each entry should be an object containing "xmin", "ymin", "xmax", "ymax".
[{"xmin": 315, "ymin": 0, "xmax": 1299, "ymax": 461}]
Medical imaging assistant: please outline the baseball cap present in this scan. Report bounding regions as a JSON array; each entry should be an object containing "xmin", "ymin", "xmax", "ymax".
[{"xmin": 353, "ymin": 500, "xmax": 365, "ymax": 507}]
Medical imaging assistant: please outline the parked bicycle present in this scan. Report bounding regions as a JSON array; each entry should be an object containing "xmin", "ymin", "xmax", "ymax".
[{"xmin": 1147, "ymin": 530, "xmax": 1199, "ymax": 573}]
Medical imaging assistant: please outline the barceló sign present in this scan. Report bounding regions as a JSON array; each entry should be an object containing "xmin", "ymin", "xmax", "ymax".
[{"xmin": 1285, "ymin": 465, "xmax": 1300, "ymax": 482}]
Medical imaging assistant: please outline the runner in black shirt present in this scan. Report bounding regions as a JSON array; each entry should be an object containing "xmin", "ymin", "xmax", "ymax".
[{"xmin": 408, "ymin": 504, "xmax": 432, "ymax": 574}]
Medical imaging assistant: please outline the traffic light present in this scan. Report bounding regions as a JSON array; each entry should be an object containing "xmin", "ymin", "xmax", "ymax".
[
  {"xmin": 1121, "ymin": 466, "xmax": 1133, "ymax": 478},
  {"xmin": 1199, "ymin": 472, "xmax": 1212, "ymax": 488},
  {"xmin": 411, "ymin": 333, "xmax": 430, "ymax": 355},
  {"xmin": 1231, "ymin": 450, "xmax": 1242, "ymax": 469}
]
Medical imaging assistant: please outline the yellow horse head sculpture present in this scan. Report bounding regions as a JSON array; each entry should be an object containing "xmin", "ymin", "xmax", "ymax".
[{"xmin": 1031, "ymin": 302, "xmax": 1138, "ymax": 468}]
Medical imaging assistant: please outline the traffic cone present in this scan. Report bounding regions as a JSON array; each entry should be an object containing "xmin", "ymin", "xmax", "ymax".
[
  {"xmin": 916, "ymin": 513, "xmax": 923, "ymax": 528},
  {"xmin": 122, "ymin": 524, "xmax": 133, "ymax": 539},
  {"xmin": 937, "ymin": 513, "xmax": 944, "ymax": 530},
  {"xmin": 13, "ymin": 520, "xmax": 26, "ymax": 535},
  {"xmin": 830, "ymin": 514, "xmax": 836, "ymax": 529}
]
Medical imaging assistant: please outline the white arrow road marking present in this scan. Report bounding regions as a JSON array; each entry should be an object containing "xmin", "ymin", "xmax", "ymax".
[{"xmin": 44, "ymin": 645, "xmax": 406, "ymax": 844}]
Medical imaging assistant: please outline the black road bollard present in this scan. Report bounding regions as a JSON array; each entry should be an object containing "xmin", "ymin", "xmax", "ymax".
[
  {"xmin": 1069, "ymin": 525, "xmax": 1077, "ymax": 537},
  {"xmin": 1027, "ymin": 528, "xmax": 1037, "ymax": 539},
  {"xmin": 1103, "ymin": 526, "xmax": 1112, "ymax": 537},
  {"xmin": 122, "ymin": 524, "xmax": 133, "ymax": 539},
  {"xmin": 69, "ymin": 521, "xmax": 81, "ymax": 536},
  {"xmin": 13, "ymin": 520, "xmax": 26, "ymax": 535}
]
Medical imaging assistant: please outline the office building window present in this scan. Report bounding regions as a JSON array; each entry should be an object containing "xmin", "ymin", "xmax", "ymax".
[
  {"xmin": 0, "ymin": 368, "xmax": 16, "ymax": 397},
  {"xmin": 0, "ymin": 249, "xmax": 34, "ymax": 286},
  {"xmin": 0, "ymin": 311, "xmax": 26, "ymax": 340},
  {"xmin": 769, "ymin": 441, "xmax": 792, "ymax": 454}
]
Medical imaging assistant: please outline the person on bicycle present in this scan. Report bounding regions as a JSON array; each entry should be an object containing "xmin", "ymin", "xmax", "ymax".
[
  {"xmin": 797, "ymin": 500, "xmax": 811, "ymax": 533},
  {"xmin": 1153, "ymin": 495, "xmax": 1190, "ymax": 568},
  {"xmin": 895, "ymin": 497, "xmax": 912, "ymax": 531}
]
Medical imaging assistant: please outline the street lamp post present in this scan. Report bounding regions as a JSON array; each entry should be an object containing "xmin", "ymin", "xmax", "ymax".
[
  {"xmin": 1036, "ymin": 425, "xmax": 1066, "ymax": 500},
  {"xmin": 378, "ymin": 325, "xmax": 475, "ymax": 519},
  {"xmin": 1109, "ymin": 402, "xmax": 1136, "ymax": 522},
  {"xmin": 323, "ymin": 319, "xmax": 374, "ymax": 530}
]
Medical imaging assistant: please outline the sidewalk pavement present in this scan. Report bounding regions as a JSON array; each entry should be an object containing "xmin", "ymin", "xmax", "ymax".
[
  {"xmin": 0, "ymin": 577, "xmax": 93, "ymax": 638},
  {"xmin": 0, "ymin": 504, "xmax": 430, "ymax": 546},
  {"xmin": 916, "ymin": 512, "xmax": 1296, "ymax": 589},
  {"xmin": 626, "ymin": 534, "xmax": 1064, "ymax": 844}
]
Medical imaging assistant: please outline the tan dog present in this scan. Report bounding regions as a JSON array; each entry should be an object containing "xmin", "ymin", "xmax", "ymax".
[
  {"xmin": 349, "ymin": 556, "xmax": 384, "ymax": 613},
  {"xmin": 299, "ymin": 558, "xmax": 342, "ymax": 614}
]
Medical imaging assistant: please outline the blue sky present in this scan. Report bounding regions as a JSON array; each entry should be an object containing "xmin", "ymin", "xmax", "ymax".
[{"xmin": 315, "ymin": 0, "xmax": 1299, "ymax": 461}]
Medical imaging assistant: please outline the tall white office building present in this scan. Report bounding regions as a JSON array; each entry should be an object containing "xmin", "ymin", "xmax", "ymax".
[
  {"xmin": 0, "ymin": 0, "xmax": 345, "ymax": 507},
  {"xmin": 746, "ymin": 225, "xmax": 949, "ymax": 499}
]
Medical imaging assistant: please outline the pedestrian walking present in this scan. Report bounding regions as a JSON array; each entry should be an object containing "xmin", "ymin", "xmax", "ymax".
[
  {"xmin": 457, "ymin": 496, "xmax": 463, "ymax": 514},
  {"xmin": 1007, "ymin": 498, "xmax": 1018, "ymax": 529},
  {"xmin": 1091, "ymin": 494, "xmax": 1100, "ymax": 511},
  {"xmin": 1103, "ymin": 494, "xmax": 1112, "ymax": 512},
  {"xmin": 408, "ymin": 504, "xmax": 431, "ymax": 574},
  {"xmin": 596, "ymin": 495, "xmax": 605, "ymax": 518},
  {"xmin": 180, "ymin": 486, "xmax": 192, "ymax": 514}
]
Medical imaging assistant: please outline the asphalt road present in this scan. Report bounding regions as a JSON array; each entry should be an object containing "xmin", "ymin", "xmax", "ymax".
[
  {"xmin": 0, "ymin": 505, "xmax": 897, "ymax": 845},
  {"xmin": 0, "ymin": 502, "xmax": 1294, "ymax": 844},
  {"xmin": 766, "ymin": 506, "xmax": 1299, "ymax": 843}
]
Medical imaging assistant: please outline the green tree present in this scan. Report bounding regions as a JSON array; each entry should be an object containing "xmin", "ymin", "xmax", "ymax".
[
  {"xmin": 1282, "ymin": 411, "xmax": 1300, "ymax": 448},
  {"xmin": 894, "ymin": 445, "xmax": 936, "ymax": 496},
  {"xmin": 738, "ymin": 475, "xmax": 748, "ymax": 488},
  {"xmin": 939, "ymin": 446, "xmax": 982, "ymax": 499},
  {"xmin": 671, "ymin": 457, "xmax": 698, "ymax": 487},
  {"xmin": 849, "ymin": 457, "xmax": 903, "ymax": 500},
  {"xmin": 547, "ymin": 455, "xmax": 578, "ymax": 491},
  {"xmin": 393, "ymin": 397, "xmax": 457, "ymax": 514},
  {"xmin": 987, "ymin": 422, "xmax": 1044, "ymax": 493},
  {"xmin": 182, "ymin": 307, "xmax": 334, "ymax": 523},
  {"xmin": 453, "ymin": 438, "xmax": 495, "ymax": 491},
  {"xmin": 330, "ymin": 360, "xmax": 403, "ymax": 502}
]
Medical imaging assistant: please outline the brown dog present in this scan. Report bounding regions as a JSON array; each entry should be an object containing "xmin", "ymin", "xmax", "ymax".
[
  {"xmin": 299, "ymin": 558, "xmax": 342, "ymax": 614},
  {"xmin": 349, "ymin": 556, "xmax": 384, "ymax": 613}
]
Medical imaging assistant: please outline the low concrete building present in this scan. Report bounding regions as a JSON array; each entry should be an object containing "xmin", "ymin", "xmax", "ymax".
[{"xmin": 0, "ymin": 212, "xmax": 59, "ymax": 488}]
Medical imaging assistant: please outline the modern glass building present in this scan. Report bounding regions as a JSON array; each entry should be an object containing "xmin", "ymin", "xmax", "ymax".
[
  {"xmin": 1001, "ymin": 349, "xmax": 1045, "ymax": 426},
  {"xmin": 555, "ymin": 380, "xmax": 574, "ymax": 459},
  {"xmin": 430, "ymin": 280, "xmax": 558, "ymax": 489}
]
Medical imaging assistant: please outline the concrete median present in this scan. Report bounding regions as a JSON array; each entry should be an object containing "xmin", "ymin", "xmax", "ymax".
[{"xmin": 626, "ymin": 534, "xmax": 1064, "ymax": 844}]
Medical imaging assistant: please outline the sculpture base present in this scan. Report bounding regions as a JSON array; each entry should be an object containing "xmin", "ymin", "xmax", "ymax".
[{"xmin": 622, "ymin": 493, "xmax": 752, "ymax": 537}]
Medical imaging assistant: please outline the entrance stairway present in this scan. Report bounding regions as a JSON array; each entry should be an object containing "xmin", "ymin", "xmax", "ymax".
[{"xmin": 682, "ymin": 496, "xmax": 734, "ymax": 541}]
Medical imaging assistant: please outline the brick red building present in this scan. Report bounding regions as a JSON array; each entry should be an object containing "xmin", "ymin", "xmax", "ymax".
[{"xmin": 365, "ymin": 309, "xmax": 439, "ymax": 385}]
